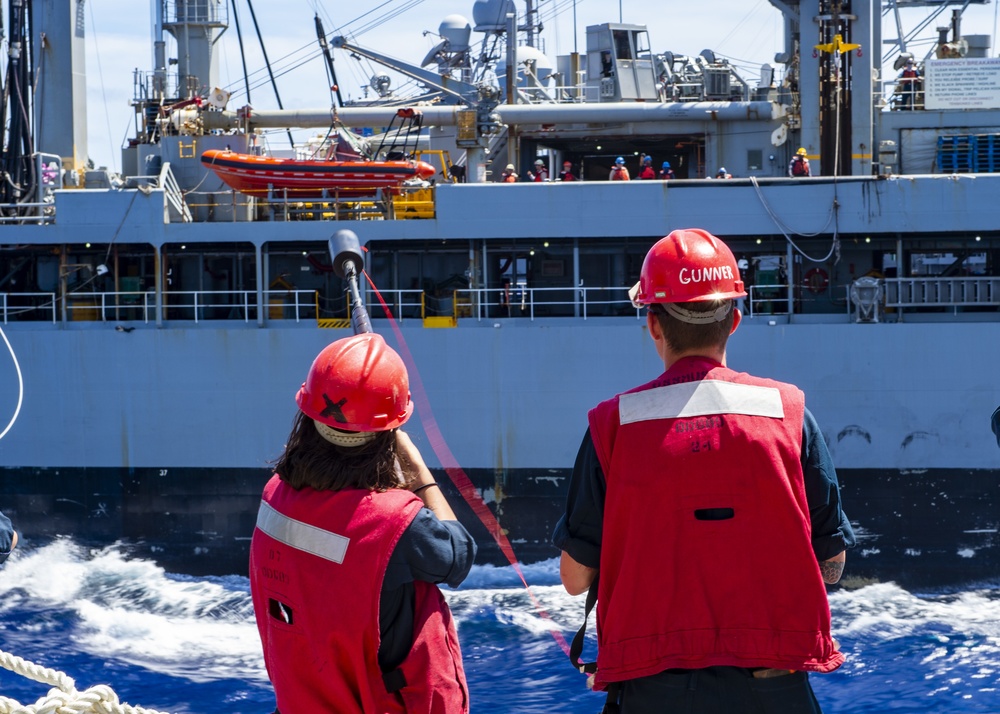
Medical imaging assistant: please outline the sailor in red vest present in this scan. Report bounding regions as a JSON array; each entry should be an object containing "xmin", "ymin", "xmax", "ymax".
[
  {"xmin": 637, "ymin": 155, "xmax": 656, "ymax": 180},
  {"xmin": 553, "ymin": 229, "xmax": 854, "ymax": 713},
  {"xmin": 789, "ymin": 147, "xmax": 811, "ymax": 177},
  {"xmin": 250, "ymin": 333, "xmax": 475, "ymax": 714},
  {"xmin": 528, "ymin": 158, "xmax": 549, "ymax": 182}
]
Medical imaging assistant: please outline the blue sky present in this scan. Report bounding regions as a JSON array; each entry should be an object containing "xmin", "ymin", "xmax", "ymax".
[{"xmin": 81, "ymin": 0, "xmax": 1000, "ymax": 171}]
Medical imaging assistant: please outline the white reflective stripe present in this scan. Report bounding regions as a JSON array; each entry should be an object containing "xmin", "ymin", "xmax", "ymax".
[
  {"xmin": 619, "ymin": 380, "xmax": 784, "ymax": 424},
  {"xmin": 255, "ymin": 500, "xmax": 350, "ymax": 564}
]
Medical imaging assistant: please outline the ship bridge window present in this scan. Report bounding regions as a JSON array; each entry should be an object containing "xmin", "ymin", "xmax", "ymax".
[{"xmin": 613, "ymin": 30, "xmax": 633, "ymax": 60}]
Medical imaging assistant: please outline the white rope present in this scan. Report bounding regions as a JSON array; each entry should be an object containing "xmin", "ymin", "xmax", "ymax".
[{"xmin": 0, "ymin": 649, "xmax": 170, "ymax": 714}]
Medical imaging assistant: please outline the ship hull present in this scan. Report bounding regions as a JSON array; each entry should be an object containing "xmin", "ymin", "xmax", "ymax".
[
  {"xmin": 1, "ymin": 320, "xmax": 996, "ymax": 588},
  {"xmin": 2, "ymin": 464, "xmax": 995, "ymax": 589}
]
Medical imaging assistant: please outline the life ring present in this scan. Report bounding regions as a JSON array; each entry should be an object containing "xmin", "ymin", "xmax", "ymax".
[{"xmin": 804, "ymin": 267, "xmax": 829, "ymax": 293}]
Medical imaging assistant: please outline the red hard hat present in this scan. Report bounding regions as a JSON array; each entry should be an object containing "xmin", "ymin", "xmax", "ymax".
[
  {"xmin": 629, "ymin": 229, "xmax": 747, "ymax": 305},
  {"xmin": 296, "ymin": 333, "xmax": 413, "ymax": 432}
]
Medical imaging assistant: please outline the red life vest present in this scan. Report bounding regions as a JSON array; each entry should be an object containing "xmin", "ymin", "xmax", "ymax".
[
  {"xmin": 638, "ymin": 166, "xmax": 656, "ymax": 180},
  {"xmin": 587, "ymin": 356, "xmax": 843, "ymax": 686},
  {"xmin": 791, "ymin": 157, "xmax": 810, "ymax": 176},
  {"xmin": 249, "ymin": 476, "xmax": 469, "ymax": 713}
]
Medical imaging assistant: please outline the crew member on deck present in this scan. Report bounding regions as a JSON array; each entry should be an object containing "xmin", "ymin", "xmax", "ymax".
[
  {"xmin": 897, "ymin": 59, "xmax": 921, "ymax": 110},
  {"xmin": 789, "ymin": 148, "xmax": 811, "ymax": 177},
  {"xmin": 500, "ymin": 164, "xmax": 518, "ymax": 182},
  {"xmin": 659, "ymin": 161, "xmax": 675, "ymax": 180},
  {"xmin": 249, "ymin": 333, "xmax": 475, "ymax": 714},
  {"xmin": 609, "ymin": 157, "xmax": 630, "ymax": 181},
  {"xmin": 714, "ymin": 166, "xmax": 732, "ymax": 179},
  {"xmin": 559, "ymin": 160, "xmax": 577, "ymax": 181},
  {"xmin": 528, "ymin": 159, "xmax": 549, "ymax": 182},
  {"xmin": 637, "ymin": 156, "xmax": 656, "ymax": 180},
  {"xmin": 554, "ymin": 229, "xmax": 854, "ymax": 714}
]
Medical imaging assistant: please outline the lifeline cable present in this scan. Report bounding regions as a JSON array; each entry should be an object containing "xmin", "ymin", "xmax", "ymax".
[
  {"xmin": 0, "ymin": 325, "xmax": 24, "ymax": 441},
  {"xmin": 362, "ymin": 271, "xmax": 572, "ymax": 658}
]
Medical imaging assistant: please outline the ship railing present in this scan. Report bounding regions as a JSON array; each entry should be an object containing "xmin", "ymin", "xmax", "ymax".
[
  {"xmin": 0, "ymin": 292, "xmax": 57, "ymax": 323},
  {"xmin": 747, "ymin": 284, "xmax": 790, "ymax": 317},
  {"xmin": 265, "ymin": 187, "xmax": 390, "ymax": 222},
  {"xmin": 158, "ymin": 163, "xmax": 193, "ymax": 223},
  {"xmin": 360, "ymin": 289, "xmax": 426, "ymax": 320},
  {"xmin": 0, "ymin": 202, "xmax": 54, "ymax": 225},
  {"xmin": 64, "ymin": 291, "xmax": 156, "ymax": 322},
  {"xmin": 44, "ymin": 289, "xmax": 318, "ymax": 323},
  {"xmin": 162, "ymin": 289, "xmax": 316, "ymax": 323},
  {"xmin": 450, "ymin": 286, "xmax": 636, "ymax": 321},
  {"xmin": 884, "ymin": 277, "xmax": 1000, "ymax": 310}
]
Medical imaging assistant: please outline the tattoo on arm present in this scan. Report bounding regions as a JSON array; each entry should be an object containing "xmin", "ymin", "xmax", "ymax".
[{"xmin": 820, "ymin": 558, "xmax": 845, "ymax": 584}]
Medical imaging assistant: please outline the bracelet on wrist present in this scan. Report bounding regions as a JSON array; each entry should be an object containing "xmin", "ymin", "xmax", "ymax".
[{"xmin": 413, "ymin": 482, "xmax": 439, "ymax": 495}]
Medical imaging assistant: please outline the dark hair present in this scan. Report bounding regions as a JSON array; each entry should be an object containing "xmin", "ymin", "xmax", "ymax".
[
  {"xmin": 272, "ymin": 411, "xmax": 400, "ymax": 492},
  {"xmin": 649, "ymin": 300, "xmax": 735, "ymax": 354}
]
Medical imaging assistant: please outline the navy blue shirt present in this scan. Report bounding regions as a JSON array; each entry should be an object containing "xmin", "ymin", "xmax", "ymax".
[
  {"xmin": 379, "ymin": 508, "xmax": 477, "ymax": 670},
  {"xmin": 0, "ymin": 511, "xmax": 14, "ymax": 565},
  {"xmin": 552, "ymin": 407, "xmax": 855, "ymax": 568}
]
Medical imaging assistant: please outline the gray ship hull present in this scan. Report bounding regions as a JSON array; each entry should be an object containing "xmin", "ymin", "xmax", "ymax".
[{"xmin": 2, "ymin": 320, "xmax": 996, "ymax": 587}]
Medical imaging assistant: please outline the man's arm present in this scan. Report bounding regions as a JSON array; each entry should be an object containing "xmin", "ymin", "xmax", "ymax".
[
  {"xmin": 801, "ymin": 408, "xmax": 856, "ymax": 577},
  {"xmin": 819, "ymin": 550, "xmax": 846, "ymax": 584},
  {"xmin": 560, "ymin": 551, "xmax": 598, "ymax": 596},
  {"xmin": 553, "ymin": 430, "xmax": 606, "ymax": 595}
]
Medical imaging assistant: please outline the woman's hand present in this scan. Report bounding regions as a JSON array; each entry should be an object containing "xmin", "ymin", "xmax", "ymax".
[{"xmin": 396, "ymin": 430, "xmax": 433, "ymax": 490}]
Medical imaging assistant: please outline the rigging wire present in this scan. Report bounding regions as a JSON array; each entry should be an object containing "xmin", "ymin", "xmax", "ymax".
[
  {"xmin": 229, "ymin": 0, "xmax": 253, "ymax": 103},
  {"xmin": 87, "ymin": 1, "xmax": 118, "ymax": 173},
  {"xmin": 243, "ymin": 0, "xmax": 295, "ymax": 149}
]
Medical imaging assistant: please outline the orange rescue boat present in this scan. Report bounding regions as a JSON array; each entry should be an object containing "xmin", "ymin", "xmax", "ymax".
[{"xmin": 201, "ymin": 149, "xmax": 437, "ymax": 198}]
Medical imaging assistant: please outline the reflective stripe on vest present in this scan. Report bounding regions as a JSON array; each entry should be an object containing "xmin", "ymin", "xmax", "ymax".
[
  {"xmin": 255, "ymin": 499, "xmax": 350, "ymax": 564},
  {"xmin": 619, "ymin": 379, "xmax": 784, "ymax": 424}
]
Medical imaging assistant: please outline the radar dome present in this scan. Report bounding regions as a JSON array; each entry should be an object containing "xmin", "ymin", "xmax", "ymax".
[
  {"xmin": 496, "ymin": 46, "xmax": 556, "ymax": 92},
  {"xmin": 473, "ymin": 0, "xmax": 517, "ymax": 33},
  {"xmin": 439, "ymin": 15, "xmax": 472, "ymax": 52}
]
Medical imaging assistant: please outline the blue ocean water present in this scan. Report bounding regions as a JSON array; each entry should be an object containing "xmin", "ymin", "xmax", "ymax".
[{"xmin": 0, "ymin": 539, "xmax": 997, "ymax": 713}]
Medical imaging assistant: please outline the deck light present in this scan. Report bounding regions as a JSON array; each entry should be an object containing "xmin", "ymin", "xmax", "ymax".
[
  {"xmin": 756, "ymin": 238, "xmax": 762, "ymax": 244},
  {"xmin": 975, "ymin": 235, "xmax": 981, "ymax": 241}
]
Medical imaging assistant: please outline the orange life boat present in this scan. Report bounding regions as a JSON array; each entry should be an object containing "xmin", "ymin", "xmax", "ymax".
[{"xmin": 200, "ymin": 149, "xmax": 437, "ymax": 198}]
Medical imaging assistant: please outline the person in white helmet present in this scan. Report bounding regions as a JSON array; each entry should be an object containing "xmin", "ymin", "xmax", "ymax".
[
  {"xmin": 554, "ymin": 229, "xmax": 854, "ymax": 714},
  {"xmin": 527, "ymin": 158, "xmax": 549, "ymax": 182}
]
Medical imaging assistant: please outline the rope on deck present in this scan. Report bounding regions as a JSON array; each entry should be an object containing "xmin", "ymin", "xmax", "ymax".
[{"xmin": 0, "ymin": 648, "xmax": 170, "ymax": 714}]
